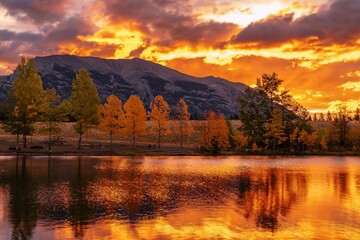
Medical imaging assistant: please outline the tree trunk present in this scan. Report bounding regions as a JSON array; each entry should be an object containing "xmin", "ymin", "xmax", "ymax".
[
  {"xmin": 158, "ymin": 121, "xmax": 161, "ymax": 148},
  {"xmin": 16, "ymin": 133, "xmax": 20, "ymax": 151},
  {"xmin": 110, "ymin": 131, "xmax": 113, "ymax": 150},
  {"xmin": 23, "ymin": 134, "xmax": 27, "ymax": 148},
  {"xmin": 48, "ymin": 121, "xmax": 52, "ymax": 151},
  {"xmin": 132, "ymin": 122, "xmax": 136, "ymax": 147},
  {"xmin": 273, "ymin": 139, "xmax": 276, "ymax": 152},
  {"xmin": 78, "ymin": 133, "xmax": 82, "ymax": 150},
  {"xmin": 180, "ymin": 123, "xmax": 183, "ymax": 149}
]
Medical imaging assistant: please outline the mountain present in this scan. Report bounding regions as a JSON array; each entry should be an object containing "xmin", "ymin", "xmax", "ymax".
[{"xmin": 0, "ymin": 55, "xmax": 248, "ymax": 116}]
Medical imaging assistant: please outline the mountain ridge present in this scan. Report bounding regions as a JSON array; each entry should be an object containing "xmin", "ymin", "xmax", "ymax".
[{"xmin": 0, "ymin": 55, "xmax": 248, "ymax": 116}]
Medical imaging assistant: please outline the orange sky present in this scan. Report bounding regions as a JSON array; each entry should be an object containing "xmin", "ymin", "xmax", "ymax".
[{"xmin": 0, "ymin": 0, "xmax": 359, "ymax": 112}]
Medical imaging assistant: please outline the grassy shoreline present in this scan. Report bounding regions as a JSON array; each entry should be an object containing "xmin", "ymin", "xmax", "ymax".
[{"xmin": 1, "ymin": 144, "xmax": 360, "ymax": 157}]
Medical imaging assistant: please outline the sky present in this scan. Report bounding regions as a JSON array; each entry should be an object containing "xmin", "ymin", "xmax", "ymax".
[{"xmin": 0, "ymin": 0, "xmax": 359, "ymax": 112}]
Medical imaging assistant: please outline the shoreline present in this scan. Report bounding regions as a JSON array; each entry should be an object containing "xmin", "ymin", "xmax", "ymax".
[{"xmin": 1, "ymin": 148, "xmax": 360, "ymax": 157}]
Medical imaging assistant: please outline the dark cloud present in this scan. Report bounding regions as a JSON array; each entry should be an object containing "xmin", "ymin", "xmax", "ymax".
[
  {"xmin": 0, "ymin": 15, "xmax": 97, "ymax": 64},
  {"xmin": 103, "ymin": 0, "xmax": 238, "ymax": 48},
  {"xmin": 232, "ymin": 0, "xmax": 360, "ymax": 46},
  {"xmin": 46, "ymin": 16, "xmax": 97, "ymax": 43},
  {"xmin": 0, "ymin": 30, "xmax": 42, "ymax": 42},
  {"xmin": 0, "ymin": 0, "xmax": 71, "ymax": 24}
]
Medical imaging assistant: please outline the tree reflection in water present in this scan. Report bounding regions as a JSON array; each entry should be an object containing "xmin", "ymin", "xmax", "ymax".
[{"xmin": 0, "ymin": 156, "xmax": 359, "ymax": 239}]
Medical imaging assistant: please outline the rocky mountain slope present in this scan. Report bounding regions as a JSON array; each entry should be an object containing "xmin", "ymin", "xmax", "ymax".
[{"xmin": 0, "ymin": 55, "xmax": 248, "ymax": 116}]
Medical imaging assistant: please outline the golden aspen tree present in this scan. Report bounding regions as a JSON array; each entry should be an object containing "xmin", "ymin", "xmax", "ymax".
[
  {"xmin": 173, "ymin": 98, "xmax": 193, "ymax": 148},
  {"xmin": 289, "ymin": 127, "xmax": 300, "ymax": 152},
  {"xmin": 320, "ymin": 136, "xmax": 329, "ymax": 151},
  {"xmin": 214, "ymin": 114, "xmax": 230, "ymax": 149},
  {"xmin": 2, "ymin": 57, "xmax": 47, "ymax": 149},
  {"xmin": 198, "ymin": 111, "xmax": 229, "ymax": 153},
  {"xmin": 123, "ymin": 95, "xmax": 147, "ymax": 147},
  {"xmin": 63, "ymin": 69, "xmax": 100, "ymax": 149},
  {"xmin": 234, "ymin": 131, "xmax": 248, "ymax": 150},
  {"xmin": 298, "ymin": 129, "xmax": 309, "ymax": 152},
  {"xmin": 149, "ymin": 95, "xmax": 170, "ymax": 148},
  {"xmin": 264, "ymin": 107, "xmax": 287, "ymax": 151},
  {"xmin": 99, "ymin": 95, "xmax": 125, "ymax": 149}
]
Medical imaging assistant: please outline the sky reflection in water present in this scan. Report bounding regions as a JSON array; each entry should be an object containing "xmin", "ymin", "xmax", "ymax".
[{"xmin": 0, "ymin": 156, "xmax": 360, "ymax": 239}]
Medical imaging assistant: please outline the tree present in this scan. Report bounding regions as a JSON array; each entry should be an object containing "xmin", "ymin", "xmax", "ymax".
[
  {"xmin": 237, "ymin": 87, "xmax": 271, "ymax": 144},
  {"xmin": 173, "ymin": 98, "xmax": 193, "ymax": 148},
  {"xmin": 198, "ymin": 111, "xmax": 229, "ymax": 153},
  {"xmin": 41, "ymin": 88, "xmax": 67, "ymax": 151},
  {"xmin": 238, "ymin": 73, "xmax": 308, "ymax": 147},
  {"xmin": 326, "ymin": 111, "xmax": 332, "ymax": 121},
  {"xmin": 149, "ymin": 95, "xmax": 170, "ymax": 148},
  {"xmin": 264, "ymin": 107, "xmax": 287, "ymax": 151},
  {"xmin": 63, "ymin": 69, "xmax": 100, "ymax": 149},
  {"xmin": 289, "ymin": 127, "xmax": 300, "ymax": 153},
  {"xmin": 332, "ymin": 105, "xmax": 350, "ymax": 146},
  {"xmin": 354, "ymin": 108, "xmax": 360, "ymax": 121},
  {"xmin": 2, "ymin": 57, "xmax": 47, "ymax": 149},
  {"xmin": 98, "ymin": 95, "xmax": 125, "ymax": 149},
  {"xmin": 123, "ymin": 95, "xmax": 147, "ymax": 147}
]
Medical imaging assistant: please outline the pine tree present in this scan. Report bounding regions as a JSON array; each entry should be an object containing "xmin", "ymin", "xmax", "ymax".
[
  {"xmin": 99, "ymin": 95, "xmax": 125, "ymax": 149},
  {"xmin": 63, "ymin": 69, "xmax": 100, "ymax": 149},
  {"xmin": 173, "ymin": 98, "xmax": 193, "ymax": 148},
  {"xmin": 149, "ymin": 95, "xmax": 170, "ymax": 148},
  {"xmin": 264, "ymin": 107, "xmax": 287, "ymax": 151},
  {"xmin": 123, "ymin": 95, "xmax": 147, "ymax": 147},
  {"xmin": 2, "ymin": 57, "xmax": 47, "ymax": 149}
]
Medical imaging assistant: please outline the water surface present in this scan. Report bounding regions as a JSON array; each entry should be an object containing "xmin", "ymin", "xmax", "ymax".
[{"xmin": 1, "ymin": 156, "xmax": 360, "ymax": 239}]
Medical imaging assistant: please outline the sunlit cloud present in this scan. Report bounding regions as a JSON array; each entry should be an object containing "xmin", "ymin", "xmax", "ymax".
[
  {"xmin": 327, "ymin": 99, "xmax": 360, "ymax": 112},
  {"xmin": 346, "ymin": 71, "xmax": 360, "ymax": 78},
  {"xmin": 339, "ymin": 81, "xmax": 360, "ymax": 92}
]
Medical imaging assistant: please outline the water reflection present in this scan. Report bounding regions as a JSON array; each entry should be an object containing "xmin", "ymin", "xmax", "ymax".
[{"xmin": 0, "ymin": 156, "xmax": 360, "ymax": 239}]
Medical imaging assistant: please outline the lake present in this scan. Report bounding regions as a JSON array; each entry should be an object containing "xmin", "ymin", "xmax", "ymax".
[{"xmin": 0, "ymin": 156, "xmax": 360, "ymax": 239}]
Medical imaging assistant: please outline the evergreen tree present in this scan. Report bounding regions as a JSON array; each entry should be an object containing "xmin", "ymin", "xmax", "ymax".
[
  {"xmin": 332, "ymin": 105, "xmax": 350, "ymax": 146},
  {"xmin": 123, "ymin": 95, "xmax": 147, "ymax": 147},
  {"xmin": 63, "ymin": 69, "xmax": 100, "ymax": 149},
  {"xmin": 237, "ymin": 87, "xmax": 271, "ymax": 144},
  {"xmin": 99, "ymin": 95, "xmax": 125, "ymax": 149},
  {"xmin": 2, "ymin": 57, "xmax": 47, "ymax": 149},
  {"xmin": 149, "ymin": 95, "xmax": 170, "ymax": 148}
]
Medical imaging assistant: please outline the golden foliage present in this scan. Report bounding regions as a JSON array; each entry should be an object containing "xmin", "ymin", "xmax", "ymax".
[
  {"xmin": 264, "ymin": 107, "xmax": 287, "ymax": 151},
  {"xmin": 99, "ymin": 95, "xmax": 125, "ymax": 147},
  {"xmin": 149, "ymin": 95, "xmax": 171, "ymax": 148},
  {"xmin": 198, "ymin": 111, "xmax": 230, "ymax": 151},
  {"xmin": 173, "ymin": 98, "xmax": 193, "ymax": 148},
  {"xmin": 123, "ymin": 95, "xmax": 147, "ymax": 146}
]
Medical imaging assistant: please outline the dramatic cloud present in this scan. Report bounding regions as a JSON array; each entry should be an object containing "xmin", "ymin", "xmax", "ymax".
[
  {"xmin": 45, "ymin": 16, "xmax": 97, "ymax": 43},
  {"xmin": 102, "ymin": 0, "xmax": 238, "ymax": 48},
  {"xmin": 232, "ymin": 0, "xmax": 360, "ymax": 46},
  {"xmin": 0, "ymin": 0, "xmax": 72, "ymax": 24},
  {"xmin": 0, "ymin": 29, "xmax": 42, "ymax": 42}
]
